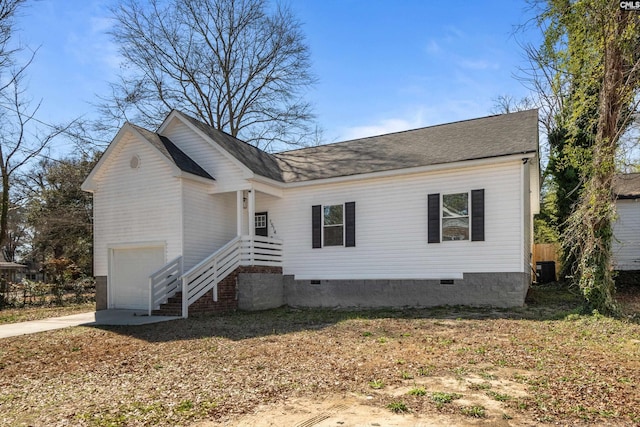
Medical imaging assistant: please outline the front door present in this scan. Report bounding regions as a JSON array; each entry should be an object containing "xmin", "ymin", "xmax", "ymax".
[{"xmin": 255, "ymin": 212, "xmax": 268, "ymax": 237}]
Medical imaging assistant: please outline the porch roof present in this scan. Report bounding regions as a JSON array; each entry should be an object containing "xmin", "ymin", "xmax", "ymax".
[{"xmin": 0, "ymin": 262, "xmax": 26, "ymax": 270}]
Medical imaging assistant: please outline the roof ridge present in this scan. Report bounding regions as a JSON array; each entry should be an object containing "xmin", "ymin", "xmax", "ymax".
[
  {"xmin": 276, "ymin": 109, "xmax": 538, "ymax": 155},
  {"xmin": 173, "ymin": 110, "xmax": 277, "ymax": 157}
]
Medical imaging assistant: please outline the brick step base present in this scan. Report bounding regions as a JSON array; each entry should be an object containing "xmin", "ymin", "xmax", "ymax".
[{"xmin": 151, "ymin": 266, "xmax": 282, "ymax": 316}]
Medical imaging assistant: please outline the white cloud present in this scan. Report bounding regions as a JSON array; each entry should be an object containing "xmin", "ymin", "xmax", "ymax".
[
  {"xmin": 457, "ymin": 59, "xmax": 500, "ymax": 70},
  {"xmin": 425, "ymin": 39, "xmax": 440, "ymax": 54},
  {"xmin": 443, "ymin": 25, "xmax": 465, "ymax": 41},
  {"xmin": 341, "ymin": 118, "xmax": 420, "ymax": 140},
  {"xmin": 65, "ymin": 15, "xmax": 122, "ymax": 72},
  {"xmin": 340, "ymin": 109, "xmax": 430, "ymax": 140},
  {"xmin": 90, "ymin": 16, "xmax": 114, "ymax": 34},
  {"xmin": 338, "ymin": 101, "xmax": 496, "ymax": 142}
]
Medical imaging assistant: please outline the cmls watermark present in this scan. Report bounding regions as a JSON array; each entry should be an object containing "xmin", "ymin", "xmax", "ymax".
[{"xmin": 620, "ymin": 1, "xmax": 640, "ymax": 10}]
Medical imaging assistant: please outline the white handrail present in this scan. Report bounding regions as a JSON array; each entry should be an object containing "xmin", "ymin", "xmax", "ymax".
[
  {"xmin": 179, "ymin": 235, "xmax": 283, "ymax": 318},
  {"xmin": 148, "ymin": 255, "xmax": 183, "ymax": 316}
]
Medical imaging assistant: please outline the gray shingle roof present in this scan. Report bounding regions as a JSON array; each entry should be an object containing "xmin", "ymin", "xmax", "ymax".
[
  {"xmin": 273, "ymin": 109, "xmax": 539, "ymax": 182},
  {"xmin": 162, "ymin": 109, "xmax": 538, "ymax": 184},
  {"xmin": 175, "ymin": 111, "xmax": 284, "ymax": 182},
  {"xmin": 132, "ymin": 124, "xmax": 214, "ymax": 181},
  {"xmin": 613, "ymin": 173, "xmax": 640, "ymax": 199}
]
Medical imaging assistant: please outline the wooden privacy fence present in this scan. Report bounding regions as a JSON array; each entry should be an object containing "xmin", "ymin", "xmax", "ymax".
[{"xmin": 532, "ymin": 243, "xmax": 562, "ymax": 279}]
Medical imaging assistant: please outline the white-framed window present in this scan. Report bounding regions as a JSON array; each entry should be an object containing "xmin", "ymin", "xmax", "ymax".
[
  {"xmin": 323, "ymin": 204, "xmax": 344, "ymax": 246},
  {"xmin": 442, "ymin": 192, "xmax": 469, "ymax": 241}
]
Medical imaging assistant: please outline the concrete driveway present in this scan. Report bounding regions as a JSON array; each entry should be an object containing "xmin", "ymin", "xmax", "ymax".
[{"xmin": 0, "ymin": 310, "xmax": 181, "ymax": 339}]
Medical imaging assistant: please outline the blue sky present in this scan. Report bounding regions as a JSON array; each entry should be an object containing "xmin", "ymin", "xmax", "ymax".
[{"xmin": 15, "ymin": 0, "xmax": 541, "ymax": 150}]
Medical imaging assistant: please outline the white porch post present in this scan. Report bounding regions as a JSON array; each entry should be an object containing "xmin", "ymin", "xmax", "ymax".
[
  {"xmin": 248, "ymin": 189, "xmax": 255, "ymax": 238},
  {"xmin": 236, "ymin": 190, "xmax": 243, "ymax": 236},
  {"xmin": 248, "ymin": 188, "xmax": 255, "ymax": 264},
  {"xmin": 181, "ymin": 276, "xmax": 188, "ymax": 318}
]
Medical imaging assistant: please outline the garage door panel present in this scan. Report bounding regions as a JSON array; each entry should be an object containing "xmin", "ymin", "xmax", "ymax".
[{"xmin": 111, "ymin": 246, "xmax": 165, "ymax": 310}]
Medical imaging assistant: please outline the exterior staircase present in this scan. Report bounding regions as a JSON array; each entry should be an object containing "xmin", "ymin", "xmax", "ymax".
[
  {"xmin": 149, "ymin": 236, "xmax": 283, "ymax": 318},
  {"xmin": 151, "ymin": 267, "xmax": 241, "ymax": 316}
]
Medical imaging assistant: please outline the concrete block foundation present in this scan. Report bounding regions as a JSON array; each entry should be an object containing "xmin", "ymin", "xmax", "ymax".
[
  {"xmin": 106, "ymin": 269, "xmax": 530, "ymax": 315},
  {"xmin": 283, "ymin": 273, "xmax": 530, "ymax": 309},
  {"xmin": 238, "ymin": 272, "xmax": 284, "ymax": 311},
  {"xmin": 95, "ymin": 276, "xmax": 107, "ymax": 311}
]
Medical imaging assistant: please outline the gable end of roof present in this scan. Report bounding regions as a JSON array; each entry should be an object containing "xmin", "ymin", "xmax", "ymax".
[
  {"xmin": 131, "ymin": 124, "xmax": 214, "ymax": 181},
  {"xmin": 172, "ymin": 111, "xmax": 284, "ymax": 182}
]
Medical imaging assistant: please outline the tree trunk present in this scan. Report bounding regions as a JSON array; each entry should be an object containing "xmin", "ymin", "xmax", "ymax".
[
  {"xmin": 0, "ymin": 166, "xmax": 9, "ymax": 250},
  {"xmin": 567, "ymin": 7, "xmax": 632, "ymax": 315}
]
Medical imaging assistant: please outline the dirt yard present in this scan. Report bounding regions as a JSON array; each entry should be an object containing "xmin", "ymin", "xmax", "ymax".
[{"xmin": 0, "ymin": 286, "xmax": 639, "ymax": 426}]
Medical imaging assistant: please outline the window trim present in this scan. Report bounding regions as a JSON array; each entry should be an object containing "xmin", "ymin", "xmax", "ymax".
[
  {"xmin": 428, "ymin": 190, "xmax": 484, "ymax": 244},
  {"xmin": 322, "ymin": 204, "xmax": 345, "ymax": 246},
  {"xmin": 312, "ymin": 202, "xmax": 356, "ymax": 248},
  {"xmin": 441, "ymin": 192, "xmax": 470, "ymax": 242}
]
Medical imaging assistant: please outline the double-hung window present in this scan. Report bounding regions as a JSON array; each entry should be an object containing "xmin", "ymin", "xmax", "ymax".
[
  {"xmin": 442, "ymin": 193, "xmax": 469, "ymax": 241},
  {"xmin": 428, "ymin": 189, "xmax": 484, "ymax": 243},
  {"xmin": 323, "ymin": 204, "xmax": 344, "ymax": 246},
  {"xmin": 312, "ymin": 202, "xmax": 356, "ymax": 248}
]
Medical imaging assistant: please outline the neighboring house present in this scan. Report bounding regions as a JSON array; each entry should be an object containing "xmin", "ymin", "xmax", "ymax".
[
  {"xmin": 613, "ymin": 173, "xmax": 640, "ymax": 271},
  {"xmin": 0, "ymin": 253, "xmax": 27, "ymax": 283},
  {"xmin": 82, "ymin": 109, "xmax": 540, "ymax": 317}
]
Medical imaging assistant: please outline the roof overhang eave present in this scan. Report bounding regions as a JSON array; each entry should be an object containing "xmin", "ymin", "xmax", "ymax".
[{"xmin": 280, "ymin": 151, "xmax": 538, "ymax": 188}]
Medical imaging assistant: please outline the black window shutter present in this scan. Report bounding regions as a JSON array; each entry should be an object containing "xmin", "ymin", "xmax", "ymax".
[
  {"xmin": 427, "ymin": 193, "xmax": 440, "ymax": 243},
  {"xmin": 345, "ymin": 201, "xmax": 356, "ymax": 247},
  {"xmin": 312, "ymin": 205, "xmax": 322, "ymax": 248},
  {"xmin": 471, "ymin": 189, "xmax": 485, "ymax": 241}
]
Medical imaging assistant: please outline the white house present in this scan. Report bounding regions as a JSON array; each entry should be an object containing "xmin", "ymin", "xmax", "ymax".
[
  {"xmin": 613, "ymin": 173, "xmax": 640, "ymax": 271},
  {"xmin": 82, "ymin": 109, "xmax": 540, "ymax": 317}
]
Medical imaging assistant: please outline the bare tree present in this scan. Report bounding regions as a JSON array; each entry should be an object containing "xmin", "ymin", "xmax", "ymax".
[
  {"xmin": 0, "ymin": 0, "xmax": 25, "ymax": 79},
  {"xmin": 490, "ymin": 94, "xmax": 536, "ymax": 115},
  {"xmin": 102, "ymin": 0, "xmax": 317, "ymax": 151},
  {"xmin": 0, "ymin": 65, "xmax": 73, "ymax": 252}
]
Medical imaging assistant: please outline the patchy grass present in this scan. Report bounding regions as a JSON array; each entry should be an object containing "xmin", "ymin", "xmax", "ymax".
[
  {"xmin": 461, "ymin": 405, "xmax": 487, "ymax": 418},
  {"xmin": 0, "ymin": 286, "xmax": 639, "ymax": 426},
  {"xmin": 407, "ymin": 386, "xmax": 428, "ymax": 396},
  {"xmin": 387, "ymin": 401, "xmax": 409, "ymax": 413},
  {"xmin": 368, "ymin": 379, "xmax": 384, "ymax": 389},
  {"xmin": 431, "ymin": 391, "xmax": 462, "ymax": 405},
  {"xmin": 0, "ymin": 302, "xmax": 95, "ymax": 324}
]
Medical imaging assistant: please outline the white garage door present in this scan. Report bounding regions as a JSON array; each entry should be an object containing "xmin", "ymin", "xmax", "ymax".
[{"xmin": 111, "ymin": 246, "xmax": 165, "ymax": 310}]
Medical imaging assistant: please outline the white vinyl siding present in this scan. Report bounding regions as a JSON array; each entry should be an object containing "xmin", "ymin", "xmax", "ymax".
[
  {"xmin": 265, "ymin": 160, "xmax": 526, "ymax": 279},
  {"xmin": 523, "ymin": 160, "xmax": 533, "ymax": 276},
  {"xmin": 162, "ymin": 120, "xmax": 248, "ymax": 191},
  {"xmin": 92, "ymin": 132, "xmax": 183, "ymax": 277},
  {"xmin": 613, "ymin": 199, "xmax": 640, "ymax": 270},
  {"xmin": 182, "ymin": 184, "xmax": 237, "ymax": 270}
]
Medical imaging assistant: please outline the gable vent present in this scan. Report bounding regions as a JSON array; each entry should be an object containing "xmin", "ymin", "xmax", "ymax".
[{"xmin": 130, "ymin": 155, "xmax": 140, "ymax": 169}]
